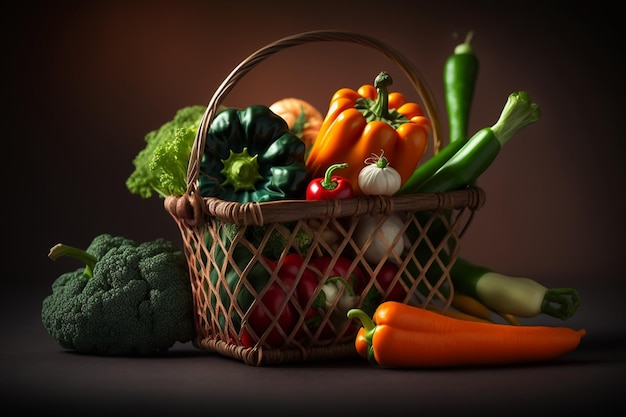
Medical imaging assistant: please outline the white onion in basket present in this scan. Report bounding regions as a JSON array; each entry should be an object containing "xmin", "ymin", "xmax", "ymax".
[{"xmin": 353, "ymin": 213, "xmax": 406, "ymax": 264}]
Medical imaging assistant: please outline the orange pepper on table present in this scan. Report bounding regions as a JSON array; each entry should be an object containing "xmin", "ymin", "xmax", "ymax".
[
  {"xmin": 347, "ymin": 302, "xmax": 586, "ymax": 368},
  {"xmin": 305, "ymin": 71, "xmax": 431, "ymax": 196}
]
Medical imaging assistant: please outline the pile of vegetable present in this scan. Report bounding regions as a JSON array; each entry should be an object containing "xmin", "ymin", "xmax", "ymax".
[{"xmin": 48, "ymin": 30, "xmax": 583, "ymax": 366}]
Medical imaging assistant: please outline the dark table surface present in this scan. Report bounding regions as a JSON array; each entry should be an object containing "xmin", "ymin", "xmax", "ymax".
[{"xmin": 3, "ymin": 291, "xmax": 624, "ymax": 417}]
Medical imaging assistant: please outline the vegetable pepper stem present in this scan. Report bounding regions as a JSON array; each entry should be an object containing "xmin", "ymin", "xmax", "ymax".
[
  {"xmin": 321, "ymin": 163, "xmax": 349, "ymax": 190},
  {"xmin": 48, "ymin": 243, "xmax": 97, "ymax": 278},
  {"xmin": 347, "ymin": 308, "xmax": 375, "ymax": 332},
  {"xmin": 541, "ymin": 288, "xmax": 580, "ymax": 320},
  {"xmin": 372, "ymin": 71, "xmax": 392, "ymax": 120},
  {"xmin": 491, "ymin": 91, "xmax": 541, "ymax": 146},
  {"xmin": 454, "ymin": 30, "xmax": 474, "ymax": 55},
  {"xmin": 348, "ymin": 308, "xmax": 378, "ymax": 363},
  {"xmin": 355, "ymin": 71, "xmax": 410, "ymax": 128},
  {"xmin": 220, "ymin": 147, "xmax": 264, "ymax": 192}
]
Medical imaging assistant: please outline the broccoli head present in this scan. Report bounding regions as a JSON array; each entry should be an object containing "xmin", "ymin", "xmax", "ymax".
[{"xmin": 42, "ymin": 234, "xmax": 195, "ymax": 356}]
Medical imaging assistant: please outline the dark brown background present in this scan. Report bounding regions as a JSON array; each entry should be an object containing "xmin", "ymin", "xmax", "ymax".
[{"xmin": 2, "ymin": 0, "xmax": 625, "ymax": 414}]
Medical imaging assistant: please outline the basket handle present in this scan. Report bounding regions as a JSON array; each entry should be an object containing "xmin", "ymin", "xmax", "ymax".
[{"xmin": 186, "ymin": 29, "xmax": 441, "ymax": 195}]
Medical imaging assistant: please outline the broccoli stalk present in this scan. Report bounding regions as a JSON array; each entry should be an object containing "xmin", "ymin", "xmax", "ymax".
[
  {"xmin": 42, "ymin": 234, "xmax": 195, "ymax": 356},
  {"xmin": 48, "ymin": 243, "xmax": 97, "ymax": 278}
]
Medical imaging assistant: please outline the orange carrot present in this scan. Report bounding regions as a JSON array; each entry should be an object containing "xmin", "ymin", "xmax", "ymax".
[
  {"xmin": 500, "ymin": 313, "xmax": 522, "ymax": 326},
  {"xmin": 425, "ymin": 304, "xmax": 491, "ymax": 323},
  {"xmin": 450, "ymin": 292, "xmax": 494, "ymax": 322},
  {"xmin": 347, "ymin": 302, "xmax": 586, "ymax": 368}
]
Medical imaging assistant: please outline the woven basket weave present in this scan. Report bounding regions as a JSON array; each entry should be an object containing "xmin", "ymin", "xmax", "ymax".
[{"xmin": 164, "ymin": 30, "xmax": 486, "ymax": 365}]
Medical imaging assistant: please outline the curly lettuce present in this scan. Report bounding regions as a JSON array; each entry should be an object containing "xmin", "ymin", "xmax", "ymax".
[{"xmin": 126, "ymin": 105, "xmax": 205, "ymax": 198}]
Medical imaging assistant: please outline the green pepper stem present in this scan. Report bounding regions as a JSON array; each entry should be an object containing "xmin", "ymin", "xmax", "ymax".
[
  {"xmin": 220, "ymin": 147, "xmax": 264, "ymax": 192},
  {"xmin": 347, "ymin": 308, "xmax": 375, "ymax": 332},
  {"xmin": 490, "ymin": 91, "xmax": 541, "ymax": 146},
  {"xmin": 48, "ymin": 243, "xmax": 97, "ymax": 278},
  {"xmin": 321, "ymin": 163, "xmax": 348, "ymax": 190},
  {"xmin": 355, "ymin": 71, "xmax": 409, "ymax": 128},
  {"xmin": 372, "ymin": 71, "xmax": 392, "ymax": 120},
  {"xmin": 348, "ymin": 308, "xmax": 379, "ymax": 365},
  {"xmin": 541, "ymin": 288, "xmax": 580, "ymax": 320},
  {"xmin": 453, "ymin": 31, "xmax": 474, "ymax": 55}
]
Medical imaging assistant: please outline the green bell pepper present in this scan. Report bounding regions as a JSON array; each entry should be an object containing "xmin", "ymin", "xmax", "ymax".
[{"xmin": 198, "ymin": 105, "xmax": 310, "ymax": 203}]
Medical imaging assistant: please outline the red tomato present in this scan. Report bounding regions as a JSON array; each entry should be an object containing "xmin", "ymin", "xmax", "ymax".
[
  {"xmin": 242, "ymin": 282, "xmax": 296, "ymax": 348},
  {"xmin": 264, "ymin": 254, "xmax": 326, "ymax": 342},
  {"xmin": 273, "ymin": 254, "xmax": 323, "ymax": 316},
  {"xmin": 376, "ymin": 262, "xmax": 407, "ymax": 302}
]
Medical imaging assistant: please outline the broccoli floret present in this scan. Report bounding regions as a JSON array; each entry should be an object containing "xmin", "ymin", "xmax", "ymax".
[
  {"xmin": 42, "ymin": 234, "xmax": 195, "ymax": 356},
  {"xmin": 126, "ymin": 105, "xmax": 205, "ymax": 199},
  {"xmin": 249, "ymin": 222, "xmax": 313, "ymax": 259},
  {"xmin": 85, "ymin": 234, "xmax": 136, "ymax": 260}
]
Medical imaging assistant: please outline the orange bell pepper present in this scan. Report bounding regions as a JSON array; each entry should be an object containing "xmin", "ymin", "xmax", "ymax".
[{"xmin": 305, "ymin": 71, "xmax": 431, "ymax": 195}]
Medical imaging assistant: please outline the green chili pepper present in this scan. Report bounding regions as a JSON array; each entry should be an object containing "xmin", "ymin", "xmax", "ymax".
[
  {"xmin": 198, "ymin": 105, "xmax": 310, "ymax": 203},
  {"xmin": 395, "ymin": 32, "xmax": 478, "ymax": 195},
  {"xmin": 395, "ymin": 137, "xmax": 466, "ymax": 195},
  {"xmin": 444, "ymin": 31, "xmax": 479, "ymax": 144},
  {"xmin": 414, "ymin": 91, "xmax": 539, "ymax": 193}
]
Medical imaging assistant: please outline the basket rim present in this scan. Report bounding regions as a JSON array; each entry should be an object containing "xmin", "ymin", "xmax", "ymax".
[{"xmin": 165, "ymin": 187, "xmax": 485, "ymax": 227}]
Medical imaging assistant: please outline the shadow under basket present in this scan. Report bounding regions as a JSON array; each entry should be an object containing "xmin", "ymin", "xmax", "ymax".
[{"xmin": 164, "ymin": 30, "xmax": 486, "ymax": 365}]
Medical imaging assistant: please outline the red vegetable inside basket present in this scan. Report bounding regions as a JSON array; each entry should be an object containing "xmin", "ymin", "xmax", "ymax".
[
  {"xmin": 374, "ymin": 262, "xmax": 407, "ymax": 302},
  {"xmin": 241, "ymin": 254, "xmax": 326, "ymax": 348},
  {"xmin": 241, "ymin": 254, "xmax": 369, "ymax": 348},
  {"xmin": 241, "ymin": 281, "xmax": 297, "ymax": 348},
  {"xmin": 271, "ymin": 254, "xmax": 325, "ymax": 323},
  {"xmin": 306, "ymin": 163, "xmax": 354, "ymax": 200},
  {"xmin": 308, "ymin": 256, "xmax": 366, "ymax": 294}
]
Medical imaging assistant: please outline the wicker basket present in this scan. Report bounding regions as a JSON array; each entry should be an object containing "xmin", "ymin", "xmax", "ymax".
[{"xmin": 164, "ymin": 30, "xmax": 486, "ymax": 365}]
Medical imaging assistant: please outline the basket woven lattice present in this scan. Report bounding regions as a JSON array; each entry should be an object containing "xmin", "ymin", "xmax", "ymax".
[{"xmin": 164, "ymin": 30, "xmax": 486, "ymax": 366}]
